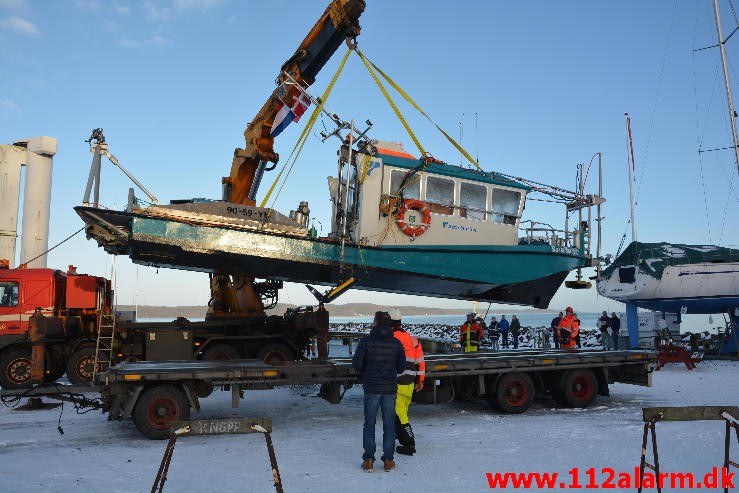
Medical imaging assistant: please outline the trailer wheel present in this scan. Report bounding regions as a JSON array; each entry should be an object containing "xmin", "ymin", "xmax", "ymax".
[
  {"xmin": 203, "ymin": 344, "xmax": 240, "ymax": 360},
  {"xmin": 256, "ymin": 342, "xmax": 294, "ymax": 363},
  {"xmin": 0, "ymin": 350, "xmax": 33, "ymax": 389},
  {"xmin": 133, "ymin": 385, "xmax": 191, "ymax": 440},
  {"xmin": 66, "ymin": 346, "xmax": 97, "ymax": 384},
  {"xmin": 494, "ymin": 373, "xmax": 534, "ymax": 414},
  {"xmin": 560, "ymin": 369, "xmax": 597, "ymax": 408}
]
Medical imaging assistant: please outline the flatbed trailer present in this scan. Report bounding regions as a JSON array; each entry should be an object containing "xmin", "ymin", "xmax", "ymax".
[
  {"xmin": 1, "ymin": 349, "xmax": 654, "ymax": 439},
  {"xmin": 98, "ymin": 349, "xmax": 654, "ymax": 438}
]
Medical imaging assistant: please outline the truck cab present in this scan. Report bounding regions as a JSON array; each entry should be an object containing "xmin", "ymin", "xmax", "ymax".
[
  {"xmin": 0, "ymin": 268, "xmax": 64, "ymax": 338},
  {"xmin": 0, "ymin": 264, "xmax": 111, "ymax": 389}
]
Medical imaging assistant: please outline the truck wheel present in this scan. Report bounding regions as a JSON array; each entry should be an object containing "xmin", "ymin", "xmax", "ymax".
[
  {"xmin": 0, "ymin": 350, "xmax": 33, "ymax": 389},
  {"xmin": 66, "ymin": 347, "xmax": 97, "ymax": 384},
  {"xmin": 560, "ymin": 369, "xmax": 597, "ymax": 408},
  {"xmin": 133, "ymin": 385, "xmax": 191, "ymax": 440},
  {"xmin": 256, "ymin": 342, "xmax": 294, "ymax": 363},
  {"xmin": 494, "ymin": 373, "xmax": 534, "ymax": 414},
  {"xmin": 203, "ymin": 344, "xmax": 240, "ymax": 360}
]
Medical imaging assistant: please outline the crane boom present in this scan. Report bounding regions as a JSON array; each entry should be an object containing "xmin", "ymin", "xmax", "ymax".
[
  {"xmin": 210, "ymin": 0, "xmax": 365, "ymax": 319},
  {"xmin": 224, "ymin": 0, "xmax": 365, "ymax": 206}
]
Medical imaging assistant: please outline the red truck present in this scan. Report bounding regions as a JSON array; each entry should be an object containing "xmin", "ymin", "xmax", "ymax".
[
  {"xmin": 0, "ymin": 262, "xmax": 326, "ymax": 389},
  {"xmin": 0, "ymin": 263, "xmax": 110, "ymax": 388}
]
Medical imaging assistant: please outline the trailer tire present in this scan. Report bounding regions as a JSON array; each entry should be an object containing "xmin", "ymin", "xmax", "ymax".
[
  {"xmin": 66, "ymin": 346, "xmax": 98, "ymax": 384},
  {"xmin": 494, "ymin": 372, "xmax": 534, "ymax": 414},
  {"xmin": 0, "ymin": 349, "xmax": 33, "ymax": 389},
  {"xmin": 133, "ymin": 385, "xmax": 191, "ymax": 440},
  {"xmin": 256, "ymin": 342, "xmax": 294, "ymax": 363},
  {"xmin": 203, "ymin": 344, "xmax": 240, "ymax": 361},
  {"xmin": 560, "ymin": 369, "xmax": 597, "ymax": 408}
]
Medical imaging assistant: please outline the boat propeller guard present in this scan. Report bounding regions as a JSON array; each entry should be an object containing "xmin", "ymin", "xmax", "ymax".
[{"xmin": 395, "ymin": 199, "xmax": 431, "ymax": 237}]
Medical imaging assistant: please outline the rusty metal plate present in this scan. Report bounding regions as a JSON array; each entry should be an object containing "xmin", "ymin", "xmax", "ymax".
[{"xmin": 170, "ymin": 418, "xmax": 272, "ymax": 435}]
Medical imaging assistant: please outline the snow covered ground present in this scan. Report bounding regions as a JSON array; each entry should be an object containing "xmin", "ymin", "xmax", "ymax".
[{"xmin": 0, "ymin": 358, "xmax": 737, "ymax": 492}]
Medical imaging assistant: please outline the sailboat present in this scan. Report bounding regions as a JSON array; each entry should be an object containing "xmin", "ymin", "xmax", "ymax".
[{"xmin": 596, "ymin": 0, "xmax": 739, "ymax": 352}]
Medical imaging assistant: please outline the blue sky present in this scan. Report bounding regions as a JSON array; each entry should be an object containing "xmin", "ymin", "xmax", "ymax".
[{"xmin": 1, "ymin": 0, "xmax": 738, "ymax": 314}]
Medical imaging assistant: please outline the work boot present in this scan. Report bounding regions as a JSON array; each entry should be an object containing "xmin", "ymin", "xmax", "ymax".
[
  {"xmin": 361, "ymin": 459, "xmax": 374, "ymax": 472},
  {"xmin": 396, "ymin": 445, "xmax": 416, "ymax": 456},
  {"xmin": 383, "ymin": 459, "xmax": 396, "ymax": 472}
]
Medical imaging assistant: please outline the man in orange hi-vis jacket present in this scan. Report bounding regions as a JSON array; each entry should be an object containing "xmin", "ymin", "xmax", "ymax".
[
  {"xmin": 557, "ymin": 307, "xmax": 580, "ymax": 349},
  {"xmin": 390, "ymin": 308, "xmax": 425, "ymax": 456},
  {"xmin": 459, "ymin": 312, "xmax": 484, "ymax": 352}
]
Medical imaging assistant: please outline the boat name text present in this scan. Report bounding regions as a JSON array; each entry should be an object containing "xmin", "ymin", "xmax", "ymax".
[{"xmin": 441, "ymin": 221, "xmax": 477, "ymax": 233}]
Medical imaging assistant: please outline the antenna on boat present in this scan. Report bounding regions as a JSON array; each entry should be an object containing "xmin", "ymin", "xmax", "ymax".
[
  {"xmin": 475, "ymin": 112, "xmax": 479, "ymax": 164},
  {"xmin": 459, "ymin": 113, "xmax": 464, "ymax": 166},
  {"xmin": 711, "ymin": 0, "xmax": 739, "ymax": 177},
  {"xmin": 625, "ymin": 113, "xmax": 638, "ymax": 244}
]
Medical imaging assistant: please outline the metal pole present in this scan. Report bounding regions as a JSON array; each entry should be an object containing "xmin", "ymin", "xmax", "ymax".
[
  {"xmin": 596, "ymin": 152, "xmax": 603, "ymax": 263},
  {"xmin": 264, "ymin": 432, "xmax": 284, "ymax": 493},
  {"xmin": 625, "ymin": 114, "xmax": 638, "ymax": 243},
  {"xmin": 712, "ymin": 0, "xmax": 739, "ymax": 177},
  {"xmin": 104, "ymin": 150, "xmax": 159, "ymax": 204}
]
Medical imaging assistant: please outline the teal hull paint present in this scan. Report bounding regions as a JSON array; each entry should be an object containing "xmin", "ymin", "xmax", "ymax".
[{"xmin": 133, "ymin": 216, "xmax": 588, "ymax": 285}]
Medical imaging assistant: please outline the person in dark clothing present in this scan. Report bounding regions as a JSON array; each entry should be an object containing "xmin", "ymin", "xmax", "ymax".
[
  {"xmin": 499, "ymin": 315, "xmax": 510, "ymax": 348},
  {"xmin": 352, "ymin": 311, "xmax": 406, "ymax": 473},
  {"xmin": 551, "ymin": 312, "xmax": 563, "ymax": 348},
  {"xmin": 598, "ymin": 311, "xmax": 612, "ymax": 350},
  {"xmin": 610, "ymin": 312, "xmax": 621, "ymax": 350},
  {"xmin": 488, "ymin": 316, "xmax": 500, "ymax": 350},
  {"xmin": 509, "ymin": 315, "xmax": 521, "ymax": 349}
]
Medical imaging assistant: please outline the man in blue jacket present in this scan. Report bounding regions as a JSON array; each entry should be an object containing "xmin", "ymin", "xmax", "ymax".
[
  {"xmin": 499, "ymin": 315, "xmax": 511, "ymax": 348},
  {"xmin": 352, "ymin": 311, "xmax": 406, "ymax": 472}
]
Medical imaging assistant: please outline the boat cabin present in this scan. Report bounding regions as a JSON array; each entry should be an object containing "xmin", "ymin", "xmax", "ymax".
[{"xmin": 329, "ymin": 140, "xmax": 530, "ymax": 247}]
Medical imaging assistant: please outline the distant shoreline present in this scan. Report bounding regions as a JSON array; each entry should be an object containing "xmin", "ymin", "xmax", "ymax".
[{"xmin": 115, "ymin": 303, "xmax": 564, "ymax": 319}]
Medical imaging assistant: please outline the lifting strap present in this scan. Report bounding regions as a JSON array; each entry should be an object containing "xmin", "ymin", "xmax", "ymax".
[
  {"xmin": 355, "ymin": 48, "xmax": 426, "ymax": 158},
  {"xmin": 355, "ymin": 48, "xmax": 484, "ymax": 172},
  {"xmin": 259, "ymin": 47, "xmax": 353, "ymax": 209}
]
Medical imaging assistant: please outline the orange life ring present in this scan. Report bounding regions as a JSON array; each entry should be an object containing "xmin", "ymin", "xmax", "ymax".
[{"xmin": 395, "ymin": 199, "xmax": 431, "ymax": 237}]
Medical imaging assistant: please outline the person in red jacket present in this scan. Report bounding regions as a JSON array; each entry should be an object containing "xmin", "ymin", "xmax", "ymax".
[
  {"xmin": 459, "ymin": 312, "xmax": 484, "ymax": 352},
  {"xmin": 557, "ymin": 307, "xmax": 580, "ymax": 349},
  {"xmin": 390, "ymin": 308, "xmax": 425, "ymax": 456}
]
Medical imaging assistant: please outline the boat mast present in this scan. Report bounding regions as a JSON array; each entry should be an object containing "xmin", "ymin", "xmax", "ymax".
[
  {"xmin": 625, "ymin": 113, "xmax": 638, "ymax": 243},
  {"xmin": 712, "ymin": 0, "xmax": 739, "ymax": 176}
]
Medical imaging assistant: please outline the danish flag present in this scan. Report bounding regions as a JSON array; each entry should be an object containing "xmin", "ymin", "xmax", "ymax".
[{"xmin": 270, "ymin": 85, "xmax": 312, "ymax": 137}]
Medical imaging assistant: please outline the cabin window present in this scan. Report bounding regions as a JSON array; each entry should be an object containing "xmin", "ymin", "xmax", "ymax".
[
  {"xmin": 459, "ymin": 182, "xmax": 487, "ymax": 220},
  {"xmin": 390, "ymin": 170, "xmax": 420, "ymax": 200},
  {"xmin": 491, "ymin": 189, "xmax": 521, "ymax": 225},
  {"xmin": 0, "ymin": 282, "xmax": 18, "ymax": 307},
  {"xmin": 425, "ymin": 176, "xmax": 454, "ymax": 215}
]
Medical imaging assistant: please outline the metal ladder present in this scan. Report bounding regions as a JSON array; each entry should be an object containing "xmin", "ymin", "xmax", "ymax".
[{"xmin": 93, "ymin": 308, "xmax": 116, "ymax": 381}]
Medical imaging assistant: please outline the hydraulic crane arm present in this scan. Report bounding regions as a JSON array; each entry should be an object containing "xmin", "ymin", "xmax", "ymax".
[
  {"xmin": 210, "ymin": 0, "xmax": 364, "ymax": 320},
  {"xmin": 224, "ymin": 0, "xmax": 365, "ymax": 206}
]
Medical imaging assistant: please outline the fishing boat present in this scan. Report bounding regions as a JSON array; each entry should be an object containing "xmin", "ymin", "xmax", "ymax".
[
  {"xmin": 76, "ymin": 137, "xmax": 603, "ymax": 309},
  {"xmin": 73, "ymin": 0, "xmax": 603, "ymax": 310}
]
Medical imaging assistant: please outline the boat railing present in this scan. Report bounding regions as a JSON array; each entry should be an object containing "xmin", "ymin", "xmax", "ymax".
[{"xmin": 518, "ymin": 221, "xmax": 573, "ymax": 248}]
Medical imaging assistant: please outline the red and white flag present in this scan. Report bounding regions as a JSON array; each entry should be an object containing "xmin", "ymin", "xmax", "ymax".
[{"xmin": 271, "ymin": 86, "xmax": 311, "ymax": 137}]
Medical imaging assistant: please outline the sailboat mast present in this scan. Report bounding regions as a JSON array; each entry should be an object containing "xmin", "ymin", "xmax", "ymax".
[
  {"xmin": 625, "ymin": 113, "xmax": 638, "ymax": 243},
  {"xmin": 712, "ymin": 0, "xmax": 739, "ymax": 176}
]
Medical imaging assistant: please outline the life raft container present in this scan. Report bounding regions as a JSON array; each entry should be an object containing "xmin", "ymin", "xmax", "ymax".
[{"xmin": 395, "ymin": 199, "xmax": 431, "ymax": 237}]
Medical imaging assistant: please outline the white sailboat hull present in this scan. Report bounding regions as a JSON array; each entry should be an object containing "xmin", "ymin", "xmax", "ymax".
[{"xmin": 597, "ymin": 262, "xmax": 739, "ymax": 313}]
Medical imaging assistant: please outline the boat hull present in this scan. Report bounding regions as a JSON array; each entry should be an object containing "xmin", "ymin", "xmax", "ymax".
[
  {"xmin": 76, "ymin": 206, "xmax": 589, "ymax": 308},
  {"xmin": 597, "ymin": 248, "xmax": 739, "ymax": 314}
]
